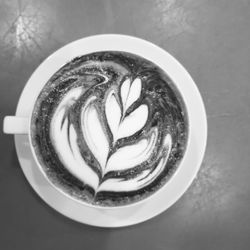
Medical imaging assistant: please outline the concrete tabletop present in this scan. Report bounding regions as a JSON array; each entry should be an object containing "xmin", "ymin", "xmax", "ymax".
[{"xmin": 0, "ymin": 0, "xmax": 249, "ymax": 249}]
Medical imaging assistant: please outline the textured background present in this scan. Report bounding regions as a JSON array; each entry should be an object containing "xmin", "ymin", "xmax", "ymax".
[{"xmin": 1, "ymin": 0, "xmax": 250, "ymax": 249}]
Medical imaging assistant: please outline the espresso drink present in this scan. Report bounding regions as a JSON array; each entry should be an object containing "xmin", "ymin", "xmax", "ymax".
[{"xmin": 31, "ymin": 51, "xmax": 188, "ymax": 206}]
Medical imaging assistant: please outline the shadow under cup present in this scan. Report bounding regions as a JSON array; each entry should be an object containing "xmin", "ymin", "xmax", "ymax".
[{"xmin": 30, "ymin": 51, "xmax": 189, "ymax": 207}]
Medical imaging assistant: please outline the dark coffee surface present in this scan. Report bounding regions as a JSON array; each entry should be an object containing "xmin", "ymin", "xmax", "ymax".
[{"xmin": 31, "ymin": 51, "xmax": 188, "ymax": 206}]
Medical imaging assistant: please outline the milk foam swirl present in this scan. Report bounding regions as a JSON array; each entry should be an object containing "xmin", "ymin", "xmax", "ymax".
[{"xmin": 31, "ymin": 52, "xmax": 188, "ymax": 206}]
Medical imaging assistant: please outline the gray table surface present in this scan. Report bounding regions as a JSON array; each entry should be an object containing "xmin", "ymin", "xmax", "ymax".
[{"xmin": 1, "ymin": 0, "xmax": 250, "ymax": 249}]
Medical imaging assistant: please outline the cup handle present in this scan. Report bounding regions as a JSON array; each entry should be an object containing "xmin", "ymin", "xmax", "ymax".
[{"xmin": 3, "ymin": 116, "xmax": 29, "ymax": 134}]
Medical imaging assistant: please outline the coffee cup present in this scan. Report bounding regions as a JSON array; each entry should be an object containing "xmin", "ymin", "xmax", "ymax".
[{"xmin": 3, "ymin": 34, "xmax": 207, "ymax": 225}]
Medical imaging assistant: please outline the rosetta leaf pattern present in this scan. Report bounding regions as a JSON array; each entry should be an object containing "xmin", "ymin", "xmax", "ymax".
[
  {"xmin": 81, "ymin": 78, "xmax": 157, "ymax": 184},
  {"xmin": 105, "ymin": 127, "xmax": 158, "ymax": 173},
  {"xmin": 121, "ymin": 78, "xmax": 142, "ymax": 113},
  {"xmin": 105, "ymin": 78, "xmax": 147, "ymax": 142},
  {"xmin": 53, "ymin": 78, "xmax": 171, "ymax": 192}
]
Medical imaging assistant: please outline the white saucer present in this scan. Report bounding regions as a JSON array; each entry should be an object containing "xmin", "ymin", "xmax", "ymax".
[{"xmin": 14, "ymin": 34, "xmax": 207, "ymax": 227}]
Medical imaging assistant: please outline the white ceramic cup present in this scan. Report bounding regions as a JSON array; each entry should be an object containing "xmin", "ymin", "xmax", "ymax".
[{"xmin": 3, "ymin": 34, "xmax": 207, "ymax": 227}]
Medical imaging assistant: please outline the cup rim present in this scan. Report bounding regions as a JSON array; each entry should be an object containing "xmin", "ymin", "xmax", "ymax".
[{"xmin": 18, "ymin": 34, "xmax": 207, "ymax": 212}]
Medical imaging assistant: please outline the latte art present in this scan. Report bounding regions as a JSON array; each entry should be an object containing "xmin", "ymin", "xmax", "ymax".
[
  {"xmin": 31, "ymin": 51, "xmax": 188, "ymax": 206},
  {"xmin": 50, "ymin": 78, "xmax": 171, "ymax": 193}
]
